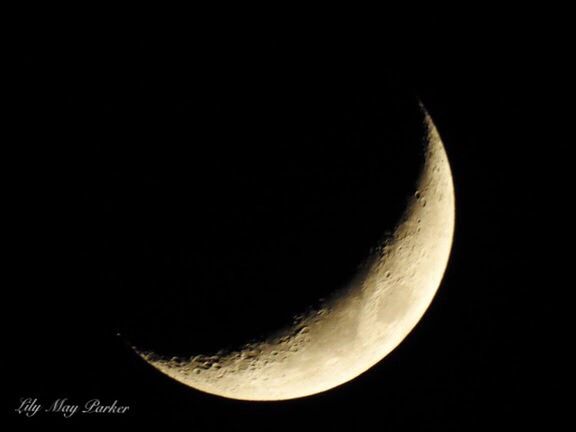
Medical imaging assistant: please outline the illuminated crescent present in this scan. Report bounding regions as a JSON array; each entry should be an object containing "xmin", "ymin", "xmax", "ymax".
[{"xmin": 134, "ymin": 105, "xmax": 455, "ymax": 401}]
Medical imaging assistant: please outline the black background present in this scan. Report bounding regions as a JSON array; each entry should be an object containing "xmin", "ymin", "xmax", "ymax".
[{"xmin": 6, "ymin": 10, "xmax": 559, "ymax": 430}]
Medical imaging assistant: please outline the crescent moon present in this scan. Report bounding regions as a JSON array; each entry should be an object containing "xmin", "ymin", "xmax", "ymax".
[{"xmin": 133, "ymin": 105, "xmax": 455, "ymax": 401}]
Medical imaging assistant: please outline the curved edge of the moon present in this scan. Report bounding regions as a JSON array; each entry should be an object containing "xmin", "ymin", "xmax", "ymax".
[{"xmin": 130, "ymin": 107, "xmax": 456, "ymax": 401}]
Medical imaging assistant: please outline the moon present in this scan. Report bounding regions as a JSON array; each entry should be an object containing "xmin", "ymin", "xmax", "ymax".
[{"xmin": 132, "ymin": 105, "xmax": 455, "ymax": 401}]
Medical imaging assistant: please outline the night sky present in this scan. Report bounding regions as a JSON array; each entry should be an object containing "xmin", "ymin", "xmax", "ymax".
[{"xmin": 6, "ymin": 11, "xmax": 558, "ymax": 429}]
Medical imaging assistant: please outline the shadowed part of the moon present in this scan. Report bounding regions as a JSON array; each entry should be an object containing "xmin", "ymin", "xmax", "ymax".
[{"xmin": 99, "ymin": 76, "xmax": 427, "ymax": 358}]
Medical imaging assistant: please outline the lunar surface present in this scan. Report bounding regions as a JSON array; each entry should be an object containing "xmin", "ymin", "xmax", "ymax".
[{"xmin": 133, "ymin": 106, "xmax": 455, "ymax": 401}]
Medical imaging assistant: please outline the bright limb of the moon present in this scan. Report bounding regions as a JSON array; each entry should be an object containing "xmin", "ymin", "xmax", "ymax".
[{"xmin": 134, "ymin": 106, "xmax": 455, "ymax": 401}]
